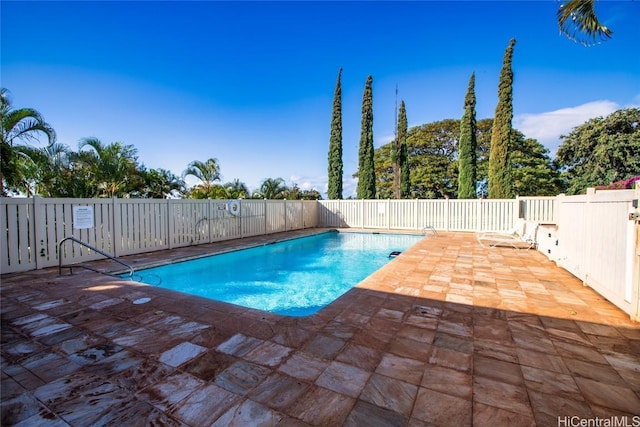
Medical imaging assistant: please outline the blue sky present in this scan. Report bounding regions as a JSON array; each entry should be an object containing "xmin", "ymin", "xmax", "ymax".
[{"xmin": 2, "ymin": 1, "xmax": 639, "ymax": 197}]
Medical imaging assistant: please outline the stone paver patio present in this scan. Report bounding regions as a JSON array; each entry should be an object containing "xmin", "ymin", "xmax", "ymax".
[{"xmin": 2, "ymin": 229, "xmax": 639, "ymax": 426}]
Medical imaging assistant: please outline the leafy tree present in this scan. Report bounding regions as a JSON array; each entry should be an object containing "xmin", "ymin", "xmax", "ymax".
[
  {"xmin": 407, "ymin": 119, "xmax": 460, "ymax": 199},
  {"xmin": 10, "ymin": 143, "xmax": 69, "ymax": 196},
  {"xmin": 373, "ymin": 144, "xmax": 395, "ymax": 199},
  {"xmin": 488, "ymin": 38, "xmax": 516, "ymax": 199},
  {"xmin": 557, "ymin": 0, "xmax": 612, "ymax": 46},
  {"xmin": 222, "ymin": 179, "xmax": 250, "ymax": 199},
  {"xmin": 187, "ymin": 178, "xmax": 249, "ymax": 200},
  {"xmin": 254, "ymin": 177, "xmax": 288, "ymax": 199},
  {"xmin": 472, "ymin": 118, "xmax": 495, "ymax": 198},
  {"xmin": 374, "ymin": 118, "xmax": 561, "ymax": 199},
  {"xmin": 188, "ymin": 184, "xmax": 226, "ymax": 199},
  {"xmin": 458, "ymin": 73, "xmax": 477, "ymax": 199},
  {"xmin": 1, "ymin": 88, "xmax": 56, "ymax": 195},
  {"xmin": 510, "ymin": 132, "xmax": 564, "ymax": 196},
  {"xmin": 375, "ymin": 119, "xmax": 461, "ymax": 199},
  {"xmin": 5, "ymin": 145, "xmax": 40, "ymax": 196},
  {"xmin": 138, "ymin": 168, "xmax": 185, "ymax": 198},
  {"xmin": 357, "ymin": 75, "xmax": 376, "ymax": 199},
  {"xmin": 327, "ymin": 68, "xmax": 343, "ymax": 199},
  {"xmin": 183, "ymin": 158, "xmax": 221, "ymax": 196},
  {"xmin": 78, "ymin": 137, "xmax": 142, "ymax": 197},
  {"xmin": 556, "ymin": 108, "xmax": 640, "ymax": 194},
  {"xmin": 50, "ymin": 152, "xmax": 98, "ymax": 198},
  {"xmin": 282, "ymin": 184, "xmax": 322, "ymax": 200},
  {"xmin": 392, "ymin": 100, "xmax": 409, "ymax": 199}
]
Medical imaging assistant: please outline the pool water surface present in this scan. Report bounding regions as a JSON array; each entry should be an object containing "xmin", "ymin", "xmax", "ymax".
[{"xmin": 126, "ymin": 231, "xmax": 422, "ymax": 316}]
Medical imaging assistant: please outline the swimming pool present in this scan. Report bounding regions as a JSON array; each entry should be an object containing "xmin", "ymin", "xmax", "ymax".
[{"xmin": 126, "ymin": 231, "xmax": 423, "ymax": 316}]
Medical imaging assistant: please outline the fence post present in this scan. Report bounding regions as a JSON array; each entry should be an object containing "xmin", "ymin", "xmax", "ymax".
[
  {"xmin": 238, "ymin": 199, "xmax": 243, "ymax": 238},
  {"xmin": 208, "ymin": 199, "xmax": 213, "ymax": 243},
  {"xmin": 167, "ymin": 199, "xmax": 174, "ymax": 249},
  {"xmin": 284, "ymin": 199, "xmax": 288, "ymax": 231},
  {"xmin": 263, "ymin": 199, "xmax": 267, "ymax": 236},
  {"xmin": 583, "ymin": 188, "xmax": 596, "ymax": 286},
  {"xmin": 625, "ymin": 187, "xmax": 638, "ymax": 319},
  {"xmin": 413, "ymin": 199, "xmax": 417, "ymax": 231},
  {"xmin": 33, "ymin": 195, "xmax": 45, "ymax": 269},
  {"xmin": 111, "ymin": 197, "xmax": 118, "ymax": 257},
  {"xmin": 633, "ymin": 185, "xmax": 640, "ymax": 321},
  {"xmin": 445, "ymin": 198, "xmax": 450, "ymax": 231}
]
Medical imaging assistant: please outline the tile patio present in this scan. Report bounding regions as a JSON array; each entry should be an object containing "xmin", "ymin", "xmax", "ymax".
[{"xmin": 1, "ymin": 229, "xmax": 639, "ymax": 426}]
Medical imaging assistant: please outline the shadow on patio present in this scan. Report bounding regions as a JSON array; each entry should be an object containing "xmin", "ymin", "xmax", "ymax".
[{"xmin": 2, "ymin": 230, "xmax": 639, "ymax": 426}]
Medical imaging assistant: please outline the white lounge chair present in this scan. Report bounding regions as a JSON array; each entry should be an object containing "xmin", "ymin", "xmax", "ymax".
[{"xmin": 477, "ymin": 218, "xmax": 538, "ymax": 249}]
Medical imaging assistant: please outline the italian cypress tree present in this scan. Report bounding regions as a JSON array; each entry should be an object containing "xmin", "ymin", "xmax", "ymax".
[
  {"xmin": 391, "ymin": 98, "xmax": 408, "ymax": 199},
  {"xmin": 398, "ymin": 101, "xmax": 410, "ymax": 198},
  {"xmin": 357, "ymin": 75, "xmax": 376, "ymax": 199},
  {"xmin": 488, "ymin": 38, "xmax": 516, "ymax": 199},
  {"xmin": 391, "ymin": 95, "xmax": 401, "ymax": 198},
  {"xmin": 457, "ymin": 73, "xmax": 477, "ymax": 199},
  {"xmin": 327, "ymin": 68, "xmax": 343, "ymax": 199}
]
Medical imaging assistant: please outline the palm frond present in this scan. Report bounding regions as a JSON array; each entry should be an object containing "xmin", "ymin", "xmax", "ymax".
[{"xmin": 558, "ymin": 0, "xmax": 612, "ymax": 46}]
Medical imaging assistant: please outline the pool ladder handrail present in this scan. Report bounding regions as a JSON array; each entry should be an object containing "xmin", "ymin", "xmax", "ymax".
[{"xmin": 58, "ymin": 236, "xmax": 134, "ymax": 278}]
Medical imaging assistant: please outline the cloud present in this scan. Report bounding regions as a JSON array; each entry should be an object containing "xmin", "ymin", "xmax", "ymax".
[
  {"xmin": 342, "ymin": 176, "xmax": 358, "ymax": 199},
  {"xmin": 513, "ymin": 100, "xmax": 620, "ymax": 156},
  {"xmin": 377, "ymin": 133, "xmax": 395, "ymax": 146},
  {"xmin": 289, "ymin": 174, "xmax": 326, "ymax": 192}
]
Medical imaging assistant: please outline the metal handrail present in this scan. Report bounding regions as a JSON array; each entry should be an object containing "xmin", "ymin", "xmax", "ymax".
[{"xmin": 58, "ymin": 236, "xmax": 134, "ymax": 278}]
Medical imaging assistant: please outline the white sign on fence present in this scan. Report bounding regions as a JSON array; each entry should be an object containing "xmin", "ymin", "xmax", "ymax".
[{"xmin": 73, "ymin": 206, "xmax": 94, "ymax": 229}]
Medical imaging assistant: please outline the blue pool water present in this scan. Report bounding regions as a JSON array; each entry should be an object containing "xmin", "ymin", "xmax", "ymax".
[{"xmin": 126, "ymin": 231, "xmax": 422, "ymax": 316}]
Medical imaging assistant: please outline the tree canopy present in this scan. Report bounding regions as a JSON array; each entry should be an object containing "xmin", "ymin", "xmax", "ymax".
[
  {"xmin": 1, "ymin": 88, "xmax": 56, "ymax": 195},
  {"xmin": 510, "ymin": 131, "xmax": 564, "ymax": 196},
  {"xmin": 373, "ymin": 118, "xmax": 563, "ymax": 199},
  {"xmin": 556, "ymin": 107, "xmax": 640, "ymax": 194},
  {"xmin": 254, "ymin": 177, "xmax": 288, "ymax": 199}
]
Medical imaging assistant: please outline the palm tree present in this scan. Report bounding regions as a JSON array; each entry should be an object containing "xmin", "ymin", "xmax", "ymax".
[
  {"xmin": 557, "ymin": 0, "xmax": 612, "ymax": 46},
  {"xmin": 12, "ymin": 142, "xmax": 70, "ymax": 196},
  {"xmin": 78, "ymin": 137, "xmax": 141, "ymax": 198},
  {"xmin": 1, "ymin": 88, "xmax": 56, "ymax": 195},
  {"xmin": 139, "ymin": 168, "xmax": 185, "ymax": 198},
  {"xmin": 223, "ymin": 179, "xmax": 250, "ymax": 199},
  {"xmin": 254, "ymin": 177, "xmax": 288, "ymax": 199},
  {"xmin": 182, "ymin": 158, "xmax": 221, "ymax": 194}
]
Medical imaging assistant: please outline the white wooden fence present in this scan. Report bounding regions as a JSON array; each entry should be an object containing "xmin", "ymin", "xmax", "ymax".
[
  {"xmin": 1, "ymin": 197, "xmax": 318, "ymax": 273},
  {"xmin": 1, "ymin": 196, "xmax": 554, "ymax": 274},
  {"xmin": 317, "ymin": 196, "xmax": 557, "ymax": 231},
  {"xmin": 555, "ymin": 188, "xmax": 639, "ymax": 319},
  {"xmin": 2, "ymin": 193, "xmax": 638, "ymax": 320}
]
